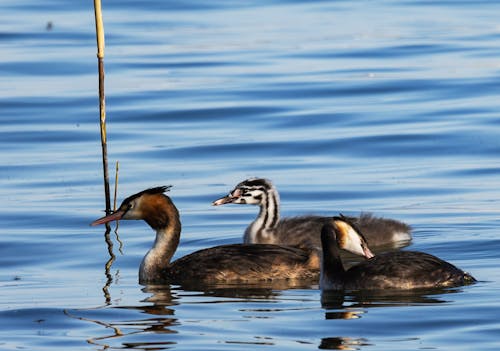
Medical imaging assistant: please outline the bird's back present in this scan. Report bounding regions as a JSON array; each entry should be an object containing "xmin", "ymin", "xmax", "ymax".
[
  {"xmin": 166, "ymin": 244, "xmax": 319, "ymax": 285},
  {"xmin": 343, "ymin": 251, "xmax": 476, "ymax": 290},
  {"xmin": 273, "ymin": 215, "xmax": 327, "ymax": 249},
  {"xmin": 271, "ymin": 213, "xmax": 411, "ymax": 250}
]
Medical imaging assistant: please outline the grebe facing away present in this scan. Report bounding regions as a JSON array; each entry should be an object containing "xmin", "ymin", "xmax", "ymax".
[
  {"xmin": 92, "ymin": 186, "xmax": 333, "ymax": 286},
  {"xmin": 320, "ymin": 216, "xmax": 476, "ymax": 290},
  {"xmin": 213, "ymin": 178, "xmax": 412, "ymax": 250}
]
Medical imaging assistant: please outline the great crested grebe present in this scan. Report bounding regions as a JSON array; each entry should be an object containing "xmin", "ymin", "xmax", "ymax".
[
  {"xmin": 320, "ymin": 216, "xmax": 476, "ymax": 290},
  {"xmin": 92, "ymin": 186, "xmax": 346, "ymax": 285},
  {"xmin": 212, "ymin": 178, "xmax": 411, "ymax": 250}
]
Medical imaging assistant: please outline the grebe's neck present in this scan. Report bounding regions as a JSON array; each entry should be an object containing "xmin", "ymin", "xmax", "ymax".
[
  {"xmin": 320, "ymin": 225, "xmax": 346, "ymax": 290},
  {"xmin": 139, "ymin": 200, "xmax": 181, "ymax": 284},
  {"xmin": 244, "ymin": 187, "xmax": 280, "ymax": 244}
]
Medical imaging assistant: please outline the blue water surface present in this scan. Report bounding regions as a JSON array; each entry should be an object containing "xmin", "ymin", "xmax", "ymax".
[{"xmin": 1, "ymin": 0, "xmax": 500, "ymax": 350}]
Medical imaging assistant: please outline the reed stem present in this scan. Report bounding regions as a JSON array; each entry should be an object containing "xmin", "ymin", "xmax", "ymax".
[
  {"xmin": 113, "ymin": 161, "xmax": 124, "ymax": 254},
  {"xmin": 93, "ymin": 0, "xmax": 111, "ymax": 215},
  {"xmin": 113, "ymin": 161, "xmax": 119, "ymax": 211}
]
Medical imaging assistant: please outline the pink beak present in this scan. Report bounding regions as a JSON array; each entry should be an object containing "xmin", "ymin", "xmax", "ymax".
[
  {"xmin": 363, "ymin": 246, "xmax": 375, "ymax": 259},
  {"xmin": 213, "ymin": 189, "xmax": 243, "ymax": 206},
  {"xmin": 91, "ymin": 210, "xmax": 125, "ymax": 226},
  {"xmin": 212, "ymin": 195, "xmax": 235, "ymax": 206}
]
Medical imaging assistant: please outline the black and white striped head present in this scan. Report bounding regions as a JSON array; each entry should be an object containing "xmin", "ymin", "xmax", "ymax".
[{"xmin": 212, "ymin": 178, "xmax": 276, "ymax": 206}]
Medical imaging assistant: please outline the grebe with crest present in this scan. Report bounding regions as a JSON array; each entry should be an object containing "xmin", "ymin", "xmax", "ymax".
[
  {"xmin": 92, "ymin": 186, "xmax": 332, "ymax": 285},
  {"xmin": 213, "ymin": 178, "xmax": 411, "ymax": 250},
  {"xmin": 320, "ymin": 216, "xmax": 476, "ymax": 290}
]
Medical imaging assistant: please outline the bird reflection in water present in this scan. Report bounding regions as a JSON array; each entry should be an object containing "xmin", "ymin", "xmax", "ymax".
[
  {"xmin": 177, "ymin": 279, "xmax": 316, "ymax": 297},
  {"xmin": 319, "ymin": 337, "xmax": 372, "ymax": 350},
  {"xmin": 318, "ymin": 287, "xmax": 465, "ymax": 350},
  {"xmin": 321, "ymin": 286, "xmax": 464, "ymax": 314},
  {"xmin": 73, "ymin": 283, "xmax": 302, "ymax": 350},
  {"xmin": 346, "ymin": 286, "xmax": 463, "ymax": 307}
]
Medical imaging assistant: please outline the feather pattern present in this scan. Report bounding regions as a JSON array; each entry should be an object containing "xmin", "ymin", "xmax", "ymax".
[
  {"xmin": 92, "ymin": 186, "xmax": 319, "ymax": 286},
  {"xmin": 213, "ymin": 178, "xmax": 412, "ymax": 250},
  {"xmin": 320, "ymin": 219, "xmax": 476, "ymax": 291}
]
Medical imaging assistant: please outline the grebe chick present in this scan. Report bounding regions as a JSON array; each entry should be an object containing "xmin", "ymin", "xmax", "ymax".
[
  {"xmin": 320, "ymin": 216, "xmax": 476, "ymax": 290},
  {"xmin": 212, "ymin": 178, "xmax": 411, "ymax": 250},
  {"xmin": 91, "ymin": 186, "xmax": 319, "ymax": 285}
]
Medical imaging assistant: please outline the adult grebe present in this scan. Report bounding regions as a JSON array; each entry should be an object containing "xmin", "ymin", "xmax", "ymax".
[
  {"xmin": 320, "ymin": 216, "xmax": 476, "ymax": 290},
  {"xmin": 212, "ymin": 178, "xmax": 411, "ymax": 250},
  {"xmin": 91, "ymin": 186, "xmax": 325, "ymax": 285}
]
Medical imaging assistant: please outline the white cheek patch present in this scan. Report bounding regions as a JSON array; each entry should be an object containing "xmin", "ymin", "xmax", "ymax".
[
  {"xmin": 123, "ymin": 198, "xmax": 143, "ymax": 220},
  {"xmin": 344, "ymin": 227, "xmax": 367, "ymax": 257},
  {"xmin": 335, "ymin": 220, "xmax": 368, "ymax": 257}
]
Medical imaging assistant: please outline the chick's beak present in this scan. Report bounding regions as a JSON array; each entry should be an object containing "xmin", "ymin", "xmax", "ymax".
[
  {"xmin": 212, "ymin": 195, "xmax": 235, "ymax": 206},
  {"xmin": 91, "ymin": 210, "xmax": 125, "ymax": 226}
]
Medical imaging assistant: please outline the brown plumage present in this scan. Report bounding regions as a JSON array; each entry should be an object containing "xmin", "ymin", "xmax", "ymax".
[
  {"xmin": 166, "ymin": 244, "xmax": 318, "ymax": 283},
  {"xmin": 341, "ymin": 251, "xmax": 476, "ymax": 290},
  {"xmin": 91, "ymin": 186, "xmax": 319, "ymax": 286},
  {"xmin": 320, "ymin": 217, "xmax": 476, "ymax": 291}
]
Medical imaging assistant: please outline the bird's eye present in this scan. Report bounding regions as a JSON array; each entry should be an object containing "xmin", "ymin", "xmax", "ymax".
[{"xmin": 126, "ymin": 202, "xmax": 135, "ymax": 212}]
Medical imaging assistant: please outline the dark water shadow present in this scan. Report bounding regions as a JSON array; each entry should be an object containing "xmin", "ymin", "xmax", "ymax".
[
  {"xmin": 346, "ymin": 287, "xmax": 464, "ymax": 307},
  {"xmin": 321, "ymin": 286, "xmax": 464, "ymax": 315},
  {"xmin": 319, "ymin": 336, "xmax": 372, "ymax": 350},
  {"xmin": 174, "ymin": 279, "xmax": 317, "ymax": 298}
]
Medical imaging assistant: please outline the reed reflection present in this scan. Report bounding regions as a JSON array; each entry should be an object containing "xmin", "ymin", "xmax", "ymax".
[
  {"xmin": 102, "ymin": 225, "xmax": 115, "ymax": 305},
  {"xmin": 83, "ymin": 283, "xmax": 292, "ymax": 349},
  {"xmin": 99, "ymin": 222, "xmax": 124, "ymax": 305},
  {"xmin": 70, "ymin": 285, "xmax": 179, "ymax": 350}
]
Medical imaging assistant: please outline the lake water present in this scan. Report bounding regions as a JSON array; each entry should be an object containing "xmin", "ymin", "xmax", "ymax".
[{"xmin": 1, "ymin": 0, "xmax": 500, "ymax": 350}]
